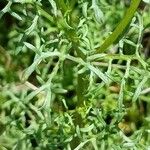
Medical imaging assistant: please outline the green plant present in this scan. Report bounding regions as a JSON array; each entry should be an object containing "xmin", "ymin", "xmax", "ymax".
[{"xmin": 0, "ymin": 0, "xmax": 150, "ymax": 149}]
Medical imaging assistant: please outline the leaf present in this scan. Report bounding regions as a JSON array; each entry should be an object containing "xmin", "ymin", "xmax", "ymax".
[
  {"xmin": 82, "ymin": 2, "xmax": 88, "ymax": 18},
  {"xmin": 74, "ymin": 140, "xmax": 90, "ymax": 150},
  {"xmin": 25, "ymin": 15, "xmax": 39, "ymax": 35},
  {"xmin": 24, "ymin": 83, "xmax": 49, "ymax": 103},
  {"xmin": 48, "ymin": 0, "xmax": 57, "ymax": 16},
  {"xmin": 143, "ymin": 0, "xmax": 150, "ymax": 4},
  {"xmin": 80, "ymin": 124, "xmax": 94, "ymax": 132},
  {"xmin": 22, "ymin": 57, "xmax": 42, "ymax": 81},
  {"xmin": 87, "ymin": 53, "xmax": 107, "ymax": 61},
  {"xmin": 10, "ymin": 11, "xmax": 22, "ymax": 21},
  {"xmin": 96, "ymin": 0, "xmax": 141, "ymax": 53},
  {"xmin": 91, "ymin": 0, "xmax": 104, "ymax": 23},
  {"xmin": 132, "ymin": 76, "xmax": 148, "ymax": 102},
  {"xmin": 24, "ymin": 42, "xmax": 36, "ymax": 51},
  {"xmin": 87, "ymin": 64, "xmax": 109, "ymax": 83},
  {"xmin": 123, "ymin": 39, "xmax": 136, "ymax": 47},
  {"xmin": 78, "ymin": 66, "xmax": 88, "ymax": 74},
  {"xmin": 0, "ymin": 1, "xmax": 12, "ymax": 17},
  {"xmin": 90, "ymin": 138, "xmax": 98, "ymax": 150},
  {"xmin": 78, "ymin": 18, "xmax": 86, "ymax": 28}
]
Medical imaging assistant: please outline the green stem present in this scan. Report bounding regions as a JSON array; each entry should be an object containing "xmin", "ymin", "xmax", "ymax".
[
  {"xmin": 96, "ymin": 0, "xmax": 141, "ymax": 53},
  {"xmin": 76, "ymin": 70, "xmax": 88, "ymax": 106},
  {"xmin": 39, "ymin": 0, "xmax": 87, "ymax": 106}
]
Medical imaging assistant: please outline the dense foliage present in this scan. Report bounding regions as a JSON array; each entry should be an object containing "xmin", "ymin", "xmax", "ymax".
[{"xmin": 0, "ymin": 0, "xmax": 150, "ymax": 149}]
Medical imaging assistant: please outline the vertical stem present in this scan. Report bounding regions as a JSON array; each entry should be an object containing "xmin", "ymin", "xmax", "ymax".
[
  {"xmin": 77, "ymin": 71, "xmax": 88, "ymax": 106},
  {"xmin": 55, "ymin": 1, "xmax": 89, "ymax": 148},
  {"xmin": 55, "ymin": 0, "xmax": 89, "ymax": 107},
  {"xmin": 75, "ymin": 47, "xmax": 88, "ymax": 107}
]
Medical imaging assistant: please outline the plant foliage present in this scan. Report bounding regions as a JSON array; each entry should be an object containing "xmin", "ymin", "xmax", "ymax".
[{"xmin": 0, "ymin": 0, "xmax": 150, "ymax": 149}]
